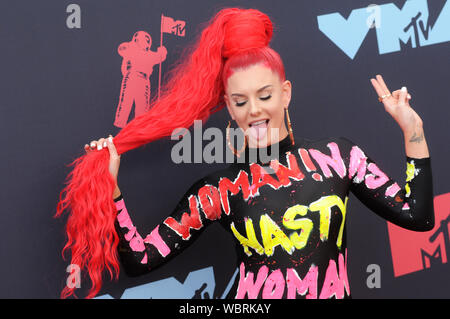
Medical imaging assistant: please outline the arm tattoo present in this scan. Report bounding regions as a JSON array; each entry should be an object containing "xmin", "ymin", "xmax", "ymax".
[{"xmin": 409, "ymin": 130, "xmax": 424, "ymax": 143}]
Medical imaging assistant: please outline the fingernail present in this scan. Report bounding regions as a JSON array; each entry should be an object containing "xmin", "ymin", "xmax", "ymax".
[
  {"xmin": 108, "ymin": 137, "xmax": 113, "ymax": 143},
  {"xmin": 103, "ymin": 141, "xmax": 107, "ymax": 147},
  {"xmin": 407, "ymin": 94, "xmax": 411, "ymax": 99},
  {"xmin": 401, "ymin": 86, "xmax": 407, "ymax": 92},
  {"xmin": 91, "ymin": 142, "xmax": 95, "ymax": 148},
  {"xmin": 97, "ymin": 144, "xmax": 102, "ymax": 150}
]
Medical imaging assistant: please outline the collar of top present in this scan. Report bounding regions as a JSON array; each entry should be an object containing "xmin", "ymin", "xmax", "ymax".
[{"xmin": 236, "ymin": 134, "xmax": 299, "ymax": 165}]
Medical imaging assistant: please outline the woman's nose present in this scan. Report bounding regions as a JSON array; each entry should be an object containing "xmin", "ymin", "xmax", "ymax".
[{"xmin": 248, "ymin": 98, "xmax": 262, "ymax": 116}]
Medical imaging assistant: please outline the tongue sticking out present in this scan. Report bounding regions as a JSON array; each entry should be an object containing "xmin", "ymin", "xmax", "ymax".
[{"xmin": 249, "ymin": 121, "xmax": 268, "ymax": 141}]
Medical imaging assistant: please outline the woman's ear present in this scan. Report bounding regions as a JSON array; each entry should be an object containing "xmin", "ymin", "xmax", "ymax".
[{"xmin": 282, "ymin": 80, "xmax": 292, "ymax": 109}]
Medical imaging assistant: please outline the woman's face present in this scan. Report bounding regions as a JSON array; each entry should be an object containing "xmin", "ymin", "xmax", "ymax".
[{"xmin": 224, "ymin": 63, "xmax": 292, "ymax": 148}]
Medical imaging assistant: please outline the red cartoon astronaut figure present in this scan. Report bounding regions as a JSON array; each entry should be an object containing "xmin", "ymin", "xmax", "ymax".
[{"xmin": 114, "ymin": 31, "xmax": 167, "ymax": 128}]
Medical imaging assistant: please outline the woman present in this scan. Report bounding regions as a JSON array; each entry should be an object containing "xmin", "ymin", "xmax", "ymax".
[{"xmin": 56, "ymin": 7, "xmax": 434, "ymax": 299}]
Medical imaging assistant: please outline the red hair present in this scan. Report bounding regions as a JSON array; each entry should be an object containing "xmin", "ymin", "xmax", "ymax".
[{"xmin": 55, "ymin": 7, "xmax": 286, "ymax": 298}]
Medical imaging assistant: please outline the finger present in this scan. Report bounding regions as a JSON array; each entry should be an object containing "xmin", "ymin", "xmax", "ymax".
[
  {"xmin": 89, "ymin": 141, "xmax": 97, "ymax": 150},
  {"xmin": 394, "ymin": 90, "xmax": 411, "ymax": 101},
  {"xmin": 370, "ymin": 78, "xmax": 385, "ymax": 97},
  {"xmin": 106, "ymin": 135, "xmax": 120, "ymax": 158},
  {"xmin": 399, "ymin": 86, "xmax": 408, "ymax": 105},
  {"xmin": 97, "ymin": 138, "xmax": 106, "ymax": 150},
  {"xmin": 370, "ymin": 78, "xmax": 394, "ymax": 104},
  {"xmin": 376, "ymin": 74, "xmax": 391, "ymax": 95},
  {"xmin": 392, "ymin": 89, "xmax": 401, "ymax": 99}
]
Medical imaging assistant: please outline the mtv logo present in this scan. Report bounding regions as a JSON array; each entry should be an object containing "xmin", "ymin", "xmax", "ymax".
[
  {"xmin": 317, "ymin": 0, "xmax": 450, "ymax": 59},
  {"xmin": 96, "ymin": 266, "xmax": 216, "ymax": 299},
  {"xmin": 387, "ymin": 193, "xmax": 450, "ymax": 277}
]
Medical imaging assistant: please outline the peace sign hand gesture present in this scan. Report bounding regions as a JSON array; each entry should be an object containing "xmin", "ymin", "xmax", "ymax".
[{"xmin": 370, "ymin": 74, "xmax": 423, "ymax": 134}]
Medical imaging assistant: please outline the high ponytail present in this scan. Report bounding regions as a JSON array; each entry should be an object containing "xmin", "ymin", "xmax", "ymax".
[{"xmin": 55, "ymin": 7, "xmax": 282, "ymax": 299}]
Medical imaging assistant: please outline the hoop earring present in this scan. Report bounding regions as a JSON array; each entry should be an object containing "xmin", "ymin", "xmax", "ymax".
[
  {"xmin": 285, "ymin": 108, "xmax": 295, "ymax": 146},
  {"xmin": 226, "ymin": 120, "xmax": 247, "ymax": 158}
]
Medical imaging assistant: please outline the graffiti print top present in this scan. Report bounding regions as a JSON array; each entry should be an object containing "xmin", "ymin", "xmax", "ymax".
[{"xmin": 113, "ymin": 134, "xmax": 434, "ymax": 299}]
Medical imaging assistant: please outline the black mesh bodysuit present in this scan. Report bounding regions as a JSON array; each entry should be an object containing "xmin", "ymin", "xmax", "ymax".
[{"xmin": 113, "ymin": 134, "xmax": 434, "ymax": 299}]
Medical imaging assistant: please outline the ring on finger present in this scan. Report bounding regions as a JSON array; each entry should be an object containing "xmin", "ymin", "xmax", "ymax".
[{"xmin": 378, "ymin": 93, "xmax": 391, "ymax": 102}]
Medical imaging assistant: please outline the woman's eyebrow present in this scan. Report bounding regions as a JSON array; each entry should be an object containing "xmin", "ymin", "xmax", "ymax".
[{"xmin": 231, "ymin": 84, "xmax": 273, "ymax": 97}]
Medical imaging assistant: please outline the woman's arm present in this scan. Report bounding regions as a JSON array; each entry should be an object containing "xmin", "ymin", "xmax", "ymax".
[
  {"xmin": 342, "ymin": 136, "xmax": 434, "ymax": 232},
  {"xmin": 403, "ymin": 122, "xmax": 429, "ymax": 159},
  {"xmin": 85, "ymin": 136, "xmax": 224, "ymax": 277},
  {"xmin": 354, "ymin": 75, "xmax": 434, "ymax": 230},
  {"xmin": 112, "ymin": 176, "xmax": 224, "ymax": 277}
]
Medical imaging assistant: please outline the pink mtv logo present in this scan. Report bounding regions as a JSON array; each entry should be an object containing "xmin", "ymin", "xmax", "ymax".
[{"xmin": 387, "ymin": 193, "xmax": 450, "ymax": 277}]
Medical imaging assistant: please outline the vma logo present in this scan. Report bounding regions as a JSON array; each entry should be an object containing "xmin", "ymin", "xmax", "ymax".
[
  {"xmin": 317, "ymin": 0, "xmax": 450, "ymax": 59},
  {"xmin": 387, "ymin": 193, "xmax": 450, "ymax": 277},
  {"xmin": 95, "ymin": 266, "xmax": 239, "ymax": 299}
]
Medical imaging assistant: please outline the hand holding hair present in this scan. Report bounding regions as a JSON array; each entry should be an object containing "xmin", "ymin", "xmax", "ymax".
[{"xmin": 84, "ymin": 135, "xmax": 121, "ymax": 197}]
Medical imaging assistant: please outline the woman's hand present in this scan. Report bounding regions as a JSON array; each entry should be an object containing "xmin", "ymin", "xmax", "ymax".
[
  {"xmin": 84, "ymin": 135, "xmax": 121, "ymax": 190},
  {"xmin": 370, "ymin": 74, "xmax": 423, "ymax": 134},
  {"xmin": 370, "ymin": 74, "xmax": 429, "ymax": 158}
]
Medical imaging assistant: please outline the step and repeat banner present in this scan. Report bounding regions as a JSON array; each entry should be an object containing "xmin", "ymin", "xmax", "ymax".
[{"xmin": 0, "ymin": 0, "xmax": 449, "ymax": 299}]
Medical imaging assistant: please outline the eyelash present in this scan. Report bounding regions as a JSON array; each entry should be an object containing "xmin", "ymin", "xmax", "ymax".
[{"xmin": 235, "ymin": 95, "xmax": 272, "ymax": 107}]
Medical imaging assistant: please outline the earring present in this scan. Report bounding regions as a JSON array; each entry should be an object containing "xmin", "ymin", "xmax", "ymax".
[
  {"xmin": 285, "ymin": 108, "xmax": 295, "ymax": 146},
  {"xmin": 226, "ymin": 120, "xmax": 247, "ymax": 158}
]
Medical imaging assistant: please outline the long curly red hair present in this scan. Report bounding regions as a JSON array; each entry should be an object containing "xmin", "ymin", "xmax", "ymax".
[{"xmin": 55, "ymin": 6, "xmax": 286, "ymax": 298}]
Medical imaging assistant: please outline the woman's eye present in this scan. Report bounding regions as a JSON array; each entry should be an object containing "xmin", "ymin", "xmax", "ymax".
[{"xmin": 235, "ymin": 95, "xmax": 271, "ymax": 107}]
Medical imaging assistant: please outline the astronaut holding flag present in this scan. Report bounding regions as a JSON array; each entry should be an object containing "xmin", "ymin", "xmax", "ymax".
[{"xmin": 114, "ymin": 14, "xmax": 185, "ymax": 128}]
